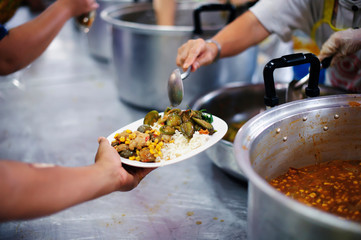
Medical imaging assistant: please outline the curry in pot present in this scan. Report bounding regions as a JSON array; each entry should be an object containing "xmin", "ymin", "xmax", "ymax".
[{"xmin": 269, "ymin": 160, "xmax": 361, "ymax": 223}]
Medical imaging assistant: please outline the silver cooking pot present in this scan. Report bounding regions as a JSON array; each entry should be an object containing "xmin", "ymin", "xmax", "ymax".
[
  {"xmin": 101, "ymin": 2, "xmax": 258, "ymax": 110},
  {"xmin": 191, "ymin": 53, "xmax": 346, "ymax": 181},
  {"xmin": 234, "ymin": 53, "xmax": 361, "ymax": 239},
  {"xmin": 86, "ymin": 0, "xmax": 136, "ymax": 61}
]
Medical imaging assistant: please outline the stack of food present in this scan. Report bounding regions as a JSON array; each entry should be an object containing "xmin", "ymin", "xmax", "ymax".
[{"xmin": 111, "ymin": 108, "xmax": 216, "ymax": 163}]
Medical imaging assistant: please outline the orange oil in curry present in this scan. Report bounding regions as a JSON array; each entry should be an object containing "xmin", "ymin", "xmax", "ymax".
[{"xmin": 269, "ymin": 160, "xmax": 361, "ymax": 223}]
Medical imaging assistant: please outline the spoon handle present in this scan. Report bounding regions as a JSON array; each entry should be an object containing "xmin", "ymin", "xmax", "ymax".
[{"xmin": 180, "ymin": 67, "xmax": 191, "ymax": 80}]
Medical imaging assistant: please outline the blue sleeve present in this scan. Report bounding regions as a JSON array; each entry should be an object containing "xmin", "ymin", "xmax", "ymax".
[{"xmin": 0, "ymin": 24, "xmax": 9, "ymax": 41}]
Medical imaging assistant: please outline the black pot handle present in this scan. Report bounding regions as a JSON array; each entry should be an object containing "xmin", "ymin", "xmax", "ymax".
[
  {"xmin": 263, "ymin": 53, "xmax": 321, "ymax": 107},
  {"xmin": 193, "ymin": 3, "xmax": 236, "ymax": 35}
]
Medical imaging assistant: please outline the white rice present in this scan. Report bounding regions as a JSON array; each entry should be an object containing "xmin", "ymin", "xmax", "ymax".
[{"xmin": 156, "ymin": 129, "xmax": 210, "ymax": 163}]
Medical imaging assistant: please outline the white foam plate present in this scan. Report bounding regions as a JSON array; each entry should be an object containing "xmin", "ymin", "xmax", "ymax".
[{"xmin": 106, "ymin": 113, "xmax": 228, "ymax": 168}]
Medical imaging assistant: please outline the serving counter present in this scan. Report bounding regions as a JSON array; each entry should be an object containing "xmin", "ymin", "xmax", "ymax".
[{"xmin": 0, "ymin": 8, "xmax": 248, "ymax": 240}]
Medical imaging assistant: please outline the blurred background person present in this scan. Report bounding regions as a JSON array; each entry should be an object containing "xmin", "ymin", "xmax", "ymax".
[
  {"xmin": 0, "ymin": 0, "xmax": 98, "ymax": 75},
  {"xmin": 0, "ymin": 0, "xmax": 155, "ymax": 222},
  {"xmin": 176, "ymin": 0, "xmax": 361, "ymax": 92}
]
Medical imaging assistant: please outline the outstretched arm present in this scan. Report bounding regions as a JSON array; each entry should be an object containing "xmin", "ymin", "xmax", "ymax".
[
  {"xmin": 176, "ymin": 10, "xmax": 270, "ymax": 72},
  {"xmin": 0, "ymin": 0, "xmax": 99, "ymax": 75},
  {"xmin": 0, "ymin": 137, "xmax": 155, "ymax": 222}
]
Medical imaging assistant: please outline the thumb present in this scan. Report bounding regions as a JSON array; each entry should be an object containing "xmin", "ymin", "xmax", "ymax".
[
  {"xmin": 98, "ymin": 136, "xmax": 108, "ymax": 144},
  {"xmin": 95, "ymin": 136, "xmax": 113, "ymax": 161}
]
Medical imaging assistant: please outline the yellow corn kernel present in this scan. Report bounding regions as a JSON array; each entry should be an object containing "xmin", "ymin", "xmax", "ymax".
[
  {"xmin": 150, "ymin": 149, "xmax": 155, "ymax": 154},
  {"xmin": 114, "ymin": 133, "xmax": 119, "ymax": 138},
  {"xmin": 129, "ymin": 156, "xmax": 135, "ymax": 160},
  {"xmin": 135, "ymin": 156, "xmax": 140, "ymax": 161},
  {"xmin": 154, "ymin": 138, "xmax": 159, "ymax": 144},
  {"xmin": 126, "ymin": 129, "xmax": 132, "ymax": 133},
  {"xmin": 125, "ymin": 140, "xmax": 130, "ymax": 144}
]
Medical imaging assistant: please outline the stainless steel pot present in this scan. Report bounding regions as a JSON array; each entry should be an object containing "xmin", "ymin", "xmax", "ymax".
[
  {"xmin": 190, "ymin": 82, "xmax": 286, "ymax": 180},
  {"xmin": 234, "ymin": 53, "xmax": 361, "ymax": 239},
  {"xmin": 234, "ymin": 94, "xmax": 361, "ymax": 240},
  {"xmin": 190, "ymin": 53, "xmax": 346, "ymax": 181},
  {"xmin": 101, "ymin": 2, "xmax": 258, "ymax": 110},
  {"xmin": 86, "ymin": 0, "xmax": 135, "ymax": 61}
]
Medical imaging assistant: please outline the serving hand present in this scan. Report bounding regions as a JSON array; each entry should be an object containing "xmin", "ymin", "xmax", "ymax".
[
  {"xmin": 318, "ymin": 28, "xmax": 361, "ymax": 66},
  {"xmin": 176, "ymin": 38, "xmax": 220, "ymax": 72}
]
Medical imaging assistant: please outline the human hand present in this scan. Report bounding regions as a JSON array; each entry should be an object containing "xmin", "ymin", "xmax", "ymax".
[
  {"xmin": 58, "ymin": 0, "xmax": 99, "ymax": 17},
  {"xmin": 95, "ymin": 137, "xmax": 155, "ymax": 192},
  {"xmin": 319, "ymin": 28, "xmax": 361, "ymax": 66},
  {"xmin": 176, "ymin": 38, "xmax": 219, "ymax": 72}
]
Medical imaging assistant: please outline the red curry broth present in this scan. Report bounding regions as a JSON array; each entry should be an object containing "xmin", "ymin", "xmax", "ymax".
[{"xmin": 269, "ymin": 160, "xmax": 361, "ymax": 223}]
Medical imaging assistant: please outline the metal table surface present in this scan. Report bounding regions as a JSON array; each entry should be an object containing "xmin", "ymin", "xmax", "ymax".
[{"xmin": 0, "ymin": 8, "xmax": 248, "ymax": 240}]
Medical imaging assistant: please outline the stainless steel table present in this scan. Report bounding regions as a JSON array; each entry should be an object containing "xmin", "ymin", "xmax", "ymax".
[{"xmin": 0, "ymin": 8, "xmax": 248, "ymax": 240}]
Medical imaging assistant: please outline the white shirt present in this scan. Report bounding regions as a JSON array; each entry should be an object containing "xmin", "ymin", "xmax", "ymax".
[{"xmin": 250, "ymin": 0, "xmax": 361, "ymax": 92}]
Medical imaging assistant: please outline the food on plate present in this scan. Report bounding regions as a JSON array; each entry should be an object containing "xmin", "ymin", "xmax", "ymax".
[
  {"xmin": 269, "ymin": 160, "xmax": 361, "ymax": 223},
  {"xmin": 111, "ymin": 108, "xmax": 216, "ymax": 163}
]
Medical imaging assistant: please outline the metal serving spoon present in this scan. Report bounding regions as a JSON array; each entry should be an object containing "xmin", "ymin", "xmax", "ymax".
[{"xmin": 167, "ymin": 67, "xmax": 191, "ymax": 107}]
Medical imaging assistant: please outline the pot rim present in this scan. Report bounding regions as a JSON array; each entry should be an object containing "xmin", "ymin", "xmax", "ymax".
[
  {"xmin": 100, "ymin": 2, "xmax": 227, "ymax": 34},
  {"xmin": 234, "ymin": 94, "xmax": 361, "ymax": 232}
]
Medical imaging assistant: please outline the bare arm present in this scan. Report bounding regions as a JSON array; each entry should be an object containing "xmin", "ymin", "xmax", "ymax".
[
  {"xmin": 0, "ymin": 0, "xmax": 99, "ymax": 75},
  {"xmin": 0, "ymin": 137, "xmax": 155, "ymax": 222},
  {"xmin": 153, "ymin": 0, "xmax": 176, "ymax": 26},
  {"xmin": 176, "ymin": 10, "xmax": 270, "ymax": 71}
]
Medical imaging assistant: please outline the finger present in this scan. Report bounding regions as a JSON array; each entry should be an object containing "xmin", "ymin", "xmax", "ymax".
[
  {"xmin": 176, "ymin": 45, "xmax": 187, "ymax": 67},
  {"xmin": 183, "ymin": 40, "xmax": 205, "ymax": 69},
  {"xmin": 329, "ymin": 52, "xmax": 343, "ymax": 66},
  {"xmin": 136, "ymin": 167, "xmax": 156, "ymax": 184},
  {"xmin": 95, "ymin": 136, "xmax": 117, "ymax": 163},
  {"xmin": 123, "ymin": 165, "xmax": 156, "ymax": 183},
  {"xmin": 98, "ymin": 136, "xmax": 106, "ymax": 143},
  {"xmin": 97, "ymin": 136, "xmax": 112, "ymax": 149}
]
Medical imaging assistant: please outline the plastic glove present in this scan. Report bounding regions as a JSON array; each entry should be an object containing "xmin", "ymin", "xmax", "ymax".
[{"xmin": 318, "ymin": 28, "xmax": 361, "ymax": 66}]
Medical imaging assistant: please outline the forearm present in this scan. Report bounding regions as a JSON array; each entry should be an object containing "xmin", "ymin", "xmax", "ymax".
[
  {"xmin": 213, "ymin": 11, "xmax": 270, "ymax": 58},
  {"xmin": 0, "ymin": 160, "xmax": 114, "ymax": 221},
  {"xmin": 153, "ymin": 0, "xmax": 176, "ymax": 25},
  {"xmin": 0, "ymin": 1, "xmax": 72, "ymax": 75}
]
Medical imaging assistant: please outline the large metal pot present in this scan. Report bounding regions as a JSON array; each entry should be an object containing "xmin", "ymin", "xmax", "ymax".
[
  {"xmin": 190, "ymin": 53, "xmax": 346, "ymax": 181},
  {"xmin": 86, "ymin": 0, "xmax": 135, "ymax": 62},
  {"xmin": 234, "ymin": 94, "xmax": 361, "ymax": 239},
  {"xmin": 190, "ymin": 82, "xmax": 286, "ymax": 180},
  {"xmin": 234, "ymin": 53, "xmax": 361, "ymax": 239},
  {"xmin": 101, "ymin": 2, "xmax": 258, "ymax": 110}
]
